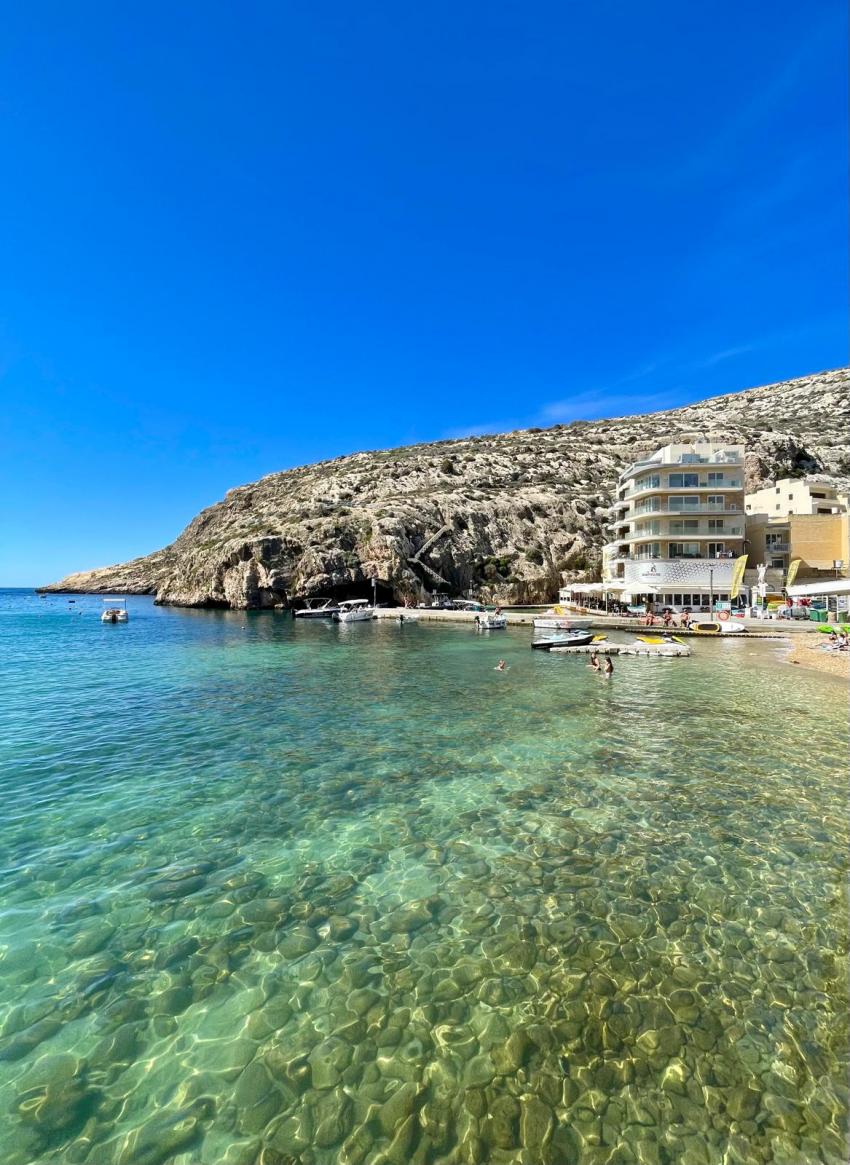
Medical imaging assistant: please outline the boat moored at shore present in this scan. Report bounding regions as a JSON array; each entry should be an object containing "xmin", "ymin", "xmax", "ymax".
[
  {"xmin": 293, "ymin": 597, "xmax": 340, "ymax": 619},
  {"xmin": 533, "ymin": 604, "xmax": 593, "ymax": 631},
  {"xmin": 334, "ymin": 599, "xmax": 376, "ymax": 623}
]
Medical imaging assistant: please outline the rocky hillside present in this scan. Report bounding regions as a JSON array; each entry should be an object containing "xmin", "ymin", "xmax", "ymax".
[{"xmin": 41, "ymin": 367, "xmax": 849, "ymax": 608}]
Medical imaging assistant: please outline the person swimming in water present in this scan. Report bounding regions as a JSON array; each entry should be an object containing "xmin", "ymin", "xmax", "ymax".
[
  {"xmin": 588, "ymin": 651, "xmax": 600, "ymax": 671},
  {"xmin": 603, "ymin": 657, "xmax": 614, "ymax": 676},
  {"xmin": 495, "ymin": 659, "xmax": 508, "ymax": 671}
]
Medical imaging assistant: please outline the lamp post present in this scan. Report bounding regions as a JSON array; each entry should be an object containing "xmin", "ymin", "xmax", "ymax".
[{"xmin": 709, "ymin": 567, "xmax": 714, "ymax": 615}]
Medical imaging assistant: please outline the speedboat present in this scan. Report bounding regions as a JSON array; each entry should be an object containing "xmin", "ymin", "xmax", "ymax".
[
  {"xmin": 475, "ymin": 613, "xmax": 507, "ymax": 630},
  {"xmin": 334, "ymin": 599, "xmax": 376, "ymax": 623},
  {"xmin": 293, "ymin": 597, "xmax": 340, "ymax": 619},
  {"xmin": 531, "ymin": 630, "xmax": 595, "ymax": 650},
  {"xmin": 101, "ymin": 599, "xmax": 128, "ymax": 624},
  {"xmin": 532, "ymin": 604, "xmax": 593, "ymax": 631}
]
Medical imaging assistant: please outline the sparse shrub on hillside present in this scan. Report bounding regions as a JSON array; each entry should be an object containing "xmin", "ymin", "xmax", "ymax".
[
  {"xmin": 525, "ymin": 547, "xmax": 544, "ymax": 565},
  {"xmin": 439, "ymin": 458, "xmax": 457, "ymax": 475}
]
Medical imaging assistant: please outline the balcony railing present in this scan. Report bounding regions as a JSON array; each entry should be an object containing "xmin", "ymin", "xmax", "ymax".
[
  {"xmin": 613, "ymin": 552, "xmax": 739, "ymax": 562},
  {"xmin": 632, "ymin": 503, "xmax": 743, "ymax": 517},
  {"xmin": 627, "ymin": 479, "xmax": 743, "ymax": 496},
  {"xmin": 631, "ymin": 527, "xmax": 744, "ymax": 539}
]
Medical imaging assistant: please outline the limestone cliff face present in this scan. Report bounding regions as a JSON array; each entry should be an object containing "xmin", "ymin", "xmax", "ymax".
[{"xmin": 41, "ymin": 367, "xmax": 849, "ymax": 608}]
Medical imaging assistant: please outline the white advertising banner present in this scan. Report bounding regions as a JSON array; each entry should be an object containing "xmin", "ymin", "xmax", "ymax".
[{"xmin": 623, "ymin": 559, "xmax": 736, "ymax": 590}]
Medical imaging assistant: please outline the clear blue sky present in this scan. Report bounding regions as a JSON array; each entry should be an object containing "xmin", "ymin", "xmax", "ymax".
[{"xmin": 1, "ymin": 2, "xmax": 846, "ymax": 586}]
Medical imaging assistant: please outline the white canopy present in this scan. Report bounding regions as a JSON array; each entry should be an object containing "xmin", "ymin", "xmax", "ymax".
[{"xmin": 787, "ymin": 579, "xmax": 850, "ymax": 598}]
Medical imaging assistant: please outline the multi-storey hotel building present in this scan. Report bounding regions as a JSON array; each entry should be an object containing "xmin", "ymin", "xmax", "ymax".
[{"xmin": 603, "ymin": 440, "xmax": 747, "ymax": 610}]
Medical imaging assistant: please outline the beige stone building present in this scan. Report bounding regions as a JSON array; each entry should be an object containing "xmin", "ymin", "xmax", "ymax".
[{"xmin": 744, "ymin": 477, "xmax": 849, "ymax": 581}]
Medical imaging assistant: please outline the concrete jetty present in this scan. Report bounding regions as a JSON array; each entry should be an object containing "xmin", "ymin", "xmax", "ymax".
[{"xmin": 372, "ymin": 607, "xmax": 794, "ymax": 637}]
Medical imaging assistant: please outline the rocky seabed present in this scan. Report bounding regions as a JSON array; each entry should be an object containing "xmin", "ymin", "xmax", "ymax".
[{"xmin": 1, "ymin": 782, "xmax": 847, "ymax": 1165}]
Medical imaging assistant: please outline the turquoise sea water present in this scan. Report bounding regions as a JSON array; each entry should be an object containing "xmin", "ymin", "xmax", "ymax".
[{"xmin": 0, "ymin": 588, "xmax": 847, "ymax": 1165}]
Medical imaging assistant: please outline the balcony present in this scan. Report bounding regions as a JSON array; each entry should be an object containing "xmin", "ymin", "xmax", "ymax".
[
  {"xmin": 627, "ymin": 479, "xmax": 743, "ymax": 500},
  {"xmin": 631, "ymin": 528, "xmax": 744, "ymax": 543},
  {"xmin": 632, "ymin": 503, "xmax": 743, "ymax": 518},
  {"xmin": 765, "ymin": 542, "xmax": 790, "ymax": 553}
]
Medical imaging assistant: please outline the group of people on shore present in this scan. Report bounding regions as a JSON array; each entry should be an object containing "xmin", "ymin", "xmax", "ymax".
[{"xmin": 823, "ymin": 629, "xmax": 849, "ymax": 651}]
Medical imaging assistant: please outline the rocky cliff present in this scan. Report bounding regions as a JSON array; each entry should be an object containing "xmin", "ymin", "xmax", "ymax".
[{"xmin": 41, "ymin": 367, "xmax": 849, "ymax": 608}]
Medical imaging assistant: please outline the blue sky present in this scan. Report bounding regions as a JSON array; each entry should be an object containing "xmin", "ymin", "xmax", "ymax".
[{"xmin": 1, "ymin": 2, "xmax": 846, "ymax": 585}]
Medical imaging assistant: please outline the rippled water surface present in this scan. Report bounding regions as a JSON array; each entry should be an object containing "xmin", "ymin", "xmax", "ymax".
[{"xmin": 1, "ymin": 589, "xmax": 847, "ymax": 1165}]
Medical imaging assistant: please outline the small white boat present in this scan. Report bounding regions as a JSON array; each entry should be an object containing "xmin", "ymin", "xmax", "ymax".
[
  {"xmin": 475, "ymin": 613, "xmax": 507, "ymax": 630},
  {"xmin": 334, "ymin": 599, "xmax": 376, "ymax": 623},
  {"xmin": 101, "ymin": 599, "xmax": 128, "ymax": 624},
  {"xmin": 293, "ymin": 597, "xmax": 340, "ymax": 619},
  {"xmin": 533, "ymin": 604, "xmax": 593, "ymax": 631}
]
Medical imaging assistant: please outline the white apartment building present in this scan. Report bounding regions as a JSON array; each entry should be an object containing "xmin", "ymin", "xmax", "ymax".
[{"xmin": 603, "ymin": 439, "xmax": 746, "ymax": 610}]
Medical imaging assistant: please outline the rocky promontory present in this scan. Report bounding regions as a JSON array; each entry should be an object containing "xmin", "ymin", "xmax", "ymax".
[{"xmin": 40, "ymin": 367, "xmax": 849, "ymax": 608}]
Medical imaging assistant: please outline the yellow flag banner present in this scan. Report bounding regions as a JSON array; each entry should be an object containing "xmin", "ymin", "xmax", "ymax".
[
  {"xmin": 729, "ymin": 553, "xmax": 749, "ymax": 600},
  {"xmin": 785, "ymin": 558, "xmax": 802, "ymax": 589}
]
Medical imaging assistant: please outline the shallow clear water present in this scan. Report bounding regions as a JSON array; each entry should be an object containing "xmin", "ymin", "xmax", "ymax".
[{"xmin": 1, "ymin": 588, "xmax": 847, "ymax": 1165}]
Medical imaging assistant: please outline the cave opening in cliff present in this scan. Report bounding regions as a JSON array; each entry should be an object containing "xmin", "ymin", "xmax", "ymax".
[{"xmin": 321, "ymin": 578, "xmax": 398, "ymax": 605}]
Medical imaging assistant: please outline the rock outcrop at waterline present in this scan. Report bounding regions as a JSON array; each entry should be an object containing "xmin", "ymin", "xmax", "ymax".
[{"xmin": 40, "ymin": 368, "xmax": 850, "ymax": 609}]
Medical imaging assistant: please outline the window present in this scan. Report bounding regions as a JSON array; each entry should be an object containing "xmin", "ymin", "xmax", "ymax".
[
  {"xmin": 775, "ymin": 487, "xmax": 780, "ymax": 494},
  {"xmin": 707, "ymin": 542, "xmax": 725, "ymax": 557},
  {"xmin": 669, "ymin": 542, "xmax": 700, "ymax": 558},
  {"xmin": 811, "ymin": 492, "xmax": 826, "ymax": 499},
  {"xmin": 771, "ymin": 559, "xmax": 784, "ymax": 568},
  {"xmin": 707, "ymin": 495, "xmax": 725, "ymax": 508},
  {"xmin": 670, "ymin": 519, "xmax": 699, "ymax": 533},
  {"xmin": 708, "ymin": 472, "xmax": 724, "ymax": 484},
  {"xmin": 669, "ymin": 495, "xmax": 700, "ymax": 510},
  {"xmin": 668, "ymin": 472, "xmax": 699, "ymax": 488},
  {"xmin": 635, "ymin": 474, "xmax": 660, "ymax": 491},
  {"xmin": 708, "ymin": 518, "xmax": 724, "ymax": 530},
  {"xmin": 673, "ymin": 594, "xmax": 682, "ymax": 605},
  {"xmin": 788, "ymin": 494, "xmax": 793, "ymax": 500}
]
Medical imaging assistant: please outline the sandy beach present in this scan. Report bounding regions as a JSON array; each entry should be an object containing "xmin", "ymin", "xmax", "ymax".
[{"xmin": 786, "ymin": 638, "xmax": 850, "ymax": 680}]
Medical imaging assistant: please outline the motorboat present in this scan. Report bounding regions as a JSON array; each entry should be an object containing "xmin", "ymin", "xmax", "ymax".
[
  {"xmin": 101, "ymin": 599, "xmax": 128, "ymax": 624},
  {"xmin": 686, "ymin": 620, "xmax": 747, "ymax": 635},
  {"xmin": 531, "ymin": 630, "xmax": 595, "ymax": 650},
  {"xmin": 454, "ymin": 600, "xmax": 485, "ymax": 612},
  {"xmin": 475, "ymin": 612, "xmax": 507, "ymax": 630},
  {"xmin": 293, "ymin": 597, "xmax": 340, "ymax": 619},
  {"xmin": 334, "ymin": 599, "xmax": 376, "ymax": 623},
  {"xmin": 532, "ymin": 604, "xmax": 593, "ymax": 631}
]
